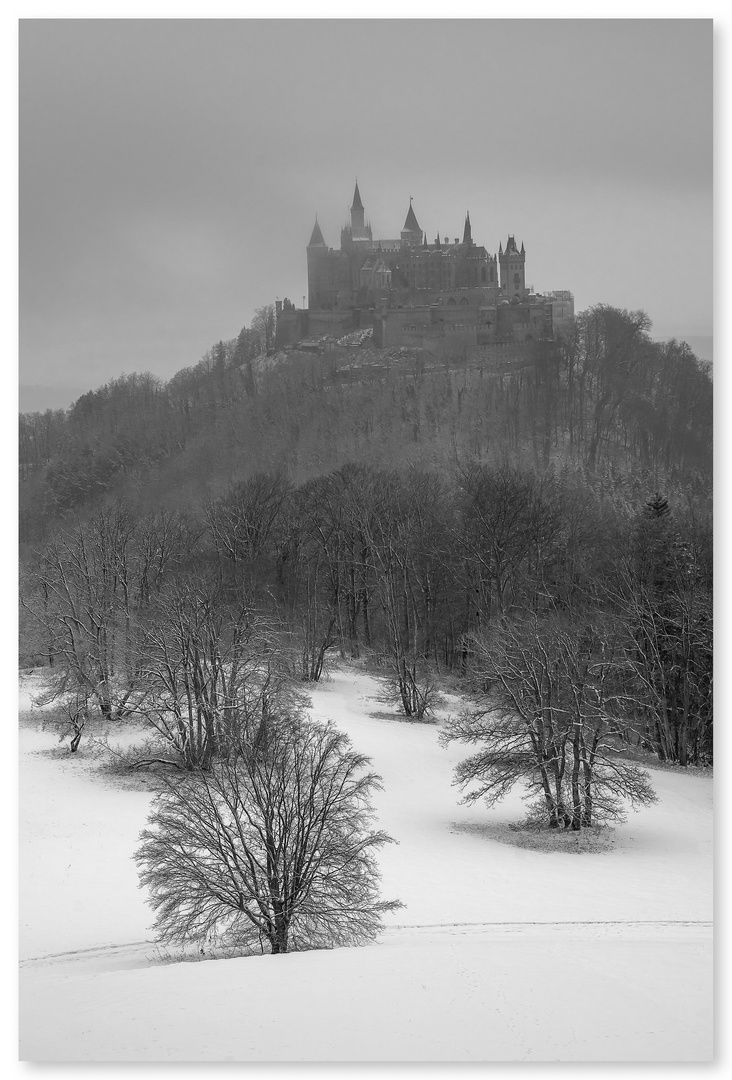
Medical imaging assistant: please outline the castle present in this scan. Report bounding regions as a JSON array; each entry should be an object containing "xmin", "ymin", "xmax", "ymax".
[{"xmin": 275, "ymin": 183, "xmax": 573, "ymax": 353}]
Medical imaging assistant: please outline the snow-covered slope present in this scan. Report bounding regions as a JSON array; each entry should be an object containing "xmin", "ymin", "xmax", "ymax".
[{"xmin": 19, "ymin": 668, "xmax": 713, "ymax": 1061}]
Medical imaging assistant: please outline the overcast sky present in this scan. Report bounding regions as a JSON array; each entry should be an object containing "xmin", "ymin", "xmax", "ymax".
[{"xmin": 19, "ymin": 18, "xmax": 712, "ymax": 411}]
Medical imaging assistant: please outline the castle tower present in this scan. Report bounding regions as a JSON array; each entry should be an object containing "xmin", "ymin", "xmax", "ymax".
[
  {"xmin": 307, "ymin": 217, "xmax": 329, "ymax": 309},
  {"xmin": 401, "ymin": 198, "xmax": 423, "ymax": 247},
  {"xmin": 343, "ymin": 181, "xmax": 372, "ymax": 246},
  {"xmin": 351, "ymin": 182, "xmax": 365, "ymax": 231},
  {"xmin": 499, "ymin": 235, "xmax": 526, "ymax": 299}
]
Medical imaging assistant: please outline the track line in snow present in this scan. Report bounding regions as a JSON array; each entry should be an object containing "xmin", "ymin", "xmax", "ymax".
[
  {"xmin": 380, "ymin": 918, "xmax": 712, "ymax": 944},
  {"xmin": 384, "ymin": 918, "xmax": 711, "ymax": 931},
  {"xmin": 21, "ymin": 918, "xmax": 712, "ymax": 973},
  {"xmin": 20, "ymin": 940, "xmax": 158, "ymax": 971}
]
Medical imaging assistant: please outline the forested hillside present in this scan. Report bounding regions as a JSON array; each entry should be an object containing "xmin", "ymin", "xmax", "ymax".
[
  {"xmin": 20, "ymin": 304, "xmax": 711, "ymax": 540},
  {"xmin": 19, "ymin": 303, "xmax": 713, "ymax": 778}
]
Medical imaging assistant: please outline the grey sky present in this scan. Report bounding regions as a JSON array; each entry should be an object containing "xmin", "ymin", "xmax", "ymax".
[{"xmin": 19, "ymin": 19, "xmax": 712, "ymax": 411}]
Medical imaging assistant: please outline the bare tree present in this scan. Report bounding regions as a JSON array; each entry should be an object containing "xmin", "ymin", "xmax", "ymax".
[
  {"xmin": 610, "ymin": 498, "xmax": 713, "ymax": 766},
  {"xmin": 573, "ymin": 305, "xmax": 652, "ymax": 471},
  {"xmin": 454, "ymin": 463, "xmax": 562, "ymax": 622},
  {"xmin": 442, "ymin": 614, "xmax": 657, "ymax": 829},
  {"xmin": 205, "ymin": 472, "xmax": 290, "ymax": 594},
  {"xmin": 250, "ymin": 304, "xmax": 276, "ymax": 355},
  {"xmin": 276, "ymin": 477, "xmax": 342, "ymax": 681},
  {"xmin": 21, "ymin": 506, "xmax": 143, "ymax": 721},
  {"xmin": 22, "ymin": 505, "xmax": 198, "ymax": 723},
  {"xmin": 42, "ymin": 690, "xmax": 91, "ymax": 753},
  {"xmin": 136, "ymin": 721, "xmax": 402, "ymax": 954},
  {"xmin": 134, "ymin": 578, "xmax": 295, "ymax": 769},
  {"xmin": 359, "ymin": 469, "xmax": 444, "ymax": 719}
]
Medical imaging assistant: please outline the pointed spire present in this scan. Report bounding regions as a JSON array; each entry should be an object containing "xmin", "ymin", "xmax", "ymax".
[
  {"xmin": 520, "ymin": 241, "xmax": 525, "ymax": 255},
  {"xmin": 403, "ymin": 198, "xmax": 421, "ymax": 232},
  {"xmin": 351, "ymin": 181, "xmax": 364, "ymax": 212},
  {"xmin": 308, "ymin": 217, "xmax": 326, "ymax": 247},
  {"xmin": 462, "ymin": 211, "xmax": 472, "ymax": 245},
  {"xmin": 499, "ymin": 241, "xmax": 503, "ymax": 254},
  {"xmin": 423, "ymin": 232, "xmax": 428, "ymax": 248}
]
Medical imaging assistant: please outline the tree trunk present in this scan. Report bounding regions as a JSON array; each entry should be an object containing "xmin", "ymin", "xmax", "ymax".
[
  {"xmin": 271, "ymin": 907, "xmax": 289, "ymax": 954},
  {"xmin": 570, "ymin": 724, "xmax": 582, "ymax": 831}
]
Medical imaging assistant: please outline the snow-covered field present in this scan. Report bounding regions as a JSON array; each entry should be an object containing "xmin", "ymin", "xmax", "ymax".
[{"xmin": 18, "ymin": 667, "xmax": 713, "ymax": 1062}]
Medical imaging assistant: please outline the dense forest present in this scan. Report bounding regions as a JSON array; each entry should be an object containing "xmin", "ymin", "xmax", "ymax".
[{"xmin": 19, "ymin": 302, "xmax": 713, "ymax": 789}]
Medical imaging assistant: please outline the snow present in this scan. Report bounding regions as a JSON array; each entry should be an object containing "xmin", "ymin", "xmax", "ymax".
[{"xmin": 18, "ymin": 667, "xmax": 713, "ymax": 1061}]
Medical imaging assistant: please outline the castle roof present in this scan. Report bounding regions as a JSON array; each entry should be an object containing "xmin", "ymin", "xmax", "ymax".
[
  {"xmin": 351, "ymin": 182, "xmax": 364, "ymax": 212},
  {"xmin": 308, "ymin": 219, "xmax": 326, "ymax": 247},
  {"xmin": 360, "ymin": 253, "xmax": 389, "ymax": 272},
  {"xmin": 403, "ymin": 201, "xmax": 421, "ymax": 232}
]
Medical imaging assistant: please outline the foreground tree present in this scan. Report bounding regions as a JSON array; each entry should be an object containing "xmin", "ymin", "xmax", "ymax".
[
  {"xmin": 442, "ymin": 614, "xmax": 657, "ymax": 829},
  {"xmin": 136, "ymin": 721, "xmax": 402, "ymax": 954}
]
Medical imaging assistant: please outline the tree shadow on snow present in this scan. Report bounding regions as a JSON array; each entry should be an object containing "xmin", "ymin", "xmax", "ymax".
[{"xmin": 450, "ymin": 819, "xmax": 616, "ymax": 855}]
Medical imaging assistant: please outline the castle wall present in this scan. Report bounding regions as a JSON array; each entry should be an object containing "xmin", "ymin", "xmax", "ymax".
[
  {"xmin": 374, "ymin": 305, "xmax": 479, "ymax": 350},
  {"xmin": 495, "ymin": 301, "xmax": 550, "ymax": 342},
  {"xmin": 307, "ymin": 248, "xmax": 354, "ymax": 310},
  {"xmin": 468, "ymin": 341, "xmax": 528, "ymax": 367},
  {"xmin": 432, "ymin": 286, "xmax": 500, "ymax": 308},
  {"xmin": 306, "ymin": 310, "xmax": 361, "ymax": 338},
  {"xmin": 274, "ymin": 308, "xmax": 309, "ymax": 349},
  {"xmin": 549, "ymin": 295, "xmax": 575, "ymax": 337}
]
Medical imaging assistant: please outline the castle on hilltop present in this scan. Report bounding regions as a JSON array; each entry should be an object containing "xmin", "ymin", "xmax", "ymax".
[{"xmin": 275, "ymin": 183, "xmax": 573, "ymax": 353}]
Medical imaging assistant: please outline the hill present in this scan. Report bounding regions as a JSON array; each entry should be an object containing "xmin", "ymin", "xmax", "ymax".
[
  {"xmin": 18, "ymin": 302, "xmax": 713, "ymax": 776},
  {"xmin": 19, "ymin": 304, "xmax": 712, "ymax": 543}
]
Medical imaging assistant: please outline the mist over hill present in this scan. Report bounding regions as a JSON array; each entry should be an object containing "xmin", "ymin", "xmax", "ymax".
[{"xmin": 20, "ymin": 304, "xmax": 711, "ymax": 540}]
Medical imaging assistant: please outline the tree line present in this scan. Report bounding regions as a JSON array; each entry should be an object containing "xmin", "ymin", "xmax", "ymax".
[{"xmin": 21, "ymin": 465, "xmax": 712, "ymax": 775}]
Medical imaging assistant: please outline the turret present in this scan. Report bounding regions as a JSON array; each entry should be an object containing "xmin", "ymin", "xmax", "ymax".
[
  {"xmin": 343, "ymin": 181, "xmax": 372, "ymax": 245},
  {"xmin": 462, "ymin": 211, "xmax": 472, "ymax": 245},
  {"xmin": 308, "ymin": 217, "xmax": 326, "ymax": 249},
  {"xmin": 401, "ymin": 198, "xmax": 423, "ymax": 247},
  {"xmin": 350, "ymin": 182, "xmax": 365, "ymax": 231},
  {"xmin": 307, "ymin": 217, "xmax": 329, "ymax": 309},
  {"xmin": 499, "ymin": 234, "xmax": 526, "ymax": 299}
]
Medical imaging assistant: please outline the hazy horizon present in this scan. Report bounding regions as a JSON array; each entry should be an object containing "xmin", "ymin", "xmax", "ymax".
[{"xmin": 19, "ymin": 19, "xmax": 712, "ymax": 413}]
